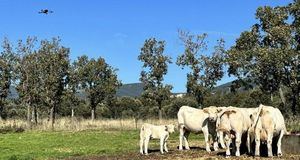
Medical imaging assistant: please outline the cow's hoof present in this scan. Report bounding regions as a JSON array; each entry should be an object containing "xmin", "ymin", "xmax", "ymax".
[
  {"xmin": 278, "ymin": 153, "xmax": 282, "ymax": 157},
  {"xmin": 225, "ymin": 155, "xmax": 230, "ymax": 158}
]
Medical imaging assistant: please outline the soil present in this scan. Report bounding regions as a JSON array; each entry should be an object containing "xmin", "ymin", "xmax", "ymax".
[{"xmin": 67, "ymin": 147, "xmax": 300, "ymax": 160}]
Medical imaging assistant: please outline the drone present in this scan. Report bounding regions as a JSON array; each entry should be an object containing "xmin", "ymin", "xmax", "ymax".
[{"xmin": 38, "ymin": 9, "xmax": 53, "ymax": 14}]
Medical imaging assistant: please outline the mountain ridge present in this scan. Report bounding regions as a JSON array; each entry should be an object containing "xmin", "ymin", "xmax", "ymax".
[{"xmin": 7, "ymin": 81, "xmax": 234, "ymax": 99}]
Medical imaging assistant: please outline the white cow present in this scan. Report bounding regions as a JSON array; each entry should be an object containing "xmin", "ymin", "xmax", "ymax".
[
  {"xmin": 139, "ymin": 123, "xmax": 175, "ymax": 155},
  {"xmin": 216, "ymin": 107, "xmax": 258, "ymax": 150},
  {"xmin": 177, "ymin": 105, "xmax": 222, "ymax": 152},
  {"xmin": 248, "ymin": 104, "xmax": 287, "ymax": 157},
  {"xmin": 216, "ymin": 106, "xmax": 255, "ymax": 157}
]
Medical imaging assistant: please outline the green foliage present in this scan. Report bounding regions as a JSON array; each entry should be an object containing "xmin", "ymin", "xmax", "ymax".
[
  {"xmin": 226, "ymin": 1, "xmax": 300, "ymax": 115},
  {"xmin": 138, "ymin": 38, "xmax": 172, "ymax": 120},
  {"xmin": 74, "ymin": 55, "xmax": 121, "ymax": 120},
  {"xmin": 177, "ymin": 30, "xmax": 225, "ymax": 106},
  {"xmin": 164, "ymin": 96, "xmax": 198, "ymax": 118},
  {"xmin": 115, "ymin": 97, "xmax": 142, "ymax": 119},
  {"xmin": 0, "ymin": 38, "xmax": 18, "ymax": 119}
]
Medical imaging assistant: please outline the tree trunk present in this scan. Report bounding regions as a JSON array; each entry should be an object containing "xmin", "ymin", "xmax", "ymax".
[
  {"xmin": 91, "ymin": 107, "xmax": 95, "ymax": 120},
  {"xmin": 0, "ymin": 99, "xmax": 3, "ymax": 121},
  {"xmin": 279, "ymin": 86, "xmax": 286, "ymax": 107},
  {"xmin": 292, "ymin": 95, "xmax": 297, "ymax": 116},
  {"xmin": 27, "ymin": 103, "xmax": 31, "ymax": 126},
  {"xmin": 31, "ymin": 108, "xmax": 35, "ymax": 123},
  {"xmin": 158, "ymin": 108, "xmax": 162, "ymax": 123},
  {"xmin": 32, "ymin": 106, "xmax": 38, "ymax": 125},
  {"xmin": 71, "ymin": 108, "xmax": 75, "ymax": 118},
  {"xmin": 34, "ymin": 107, "xmax": 38, "ymax": 124},
  {"xmin": 49, "ymin": 106, "xmax": 55, "ymax": 129},
  {"xmin": 134, "ymin": 118, "xmax": 138, "ymax": 130},
  {"xmin": 270, "ymin": 93, "xmax": 274, "ymax": 102}
]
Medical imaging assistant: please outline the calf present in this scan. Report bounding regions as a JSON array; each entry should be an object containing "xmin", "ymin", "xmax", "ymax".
[{"xmin": 140, "ymin": 123, "xmax": 175, "ymax": 155}]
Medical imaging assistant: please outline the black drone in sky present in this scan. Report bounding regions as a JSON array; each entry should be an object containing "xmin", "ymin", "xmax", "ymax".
[{"xmin": 38, "ymin": 9, "xmax": 53, "ymax": 14}]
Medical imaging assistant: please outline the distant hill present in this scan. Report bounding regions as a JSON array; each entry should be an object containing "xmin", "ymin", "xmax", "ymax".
[
  {"xmin": 7, "ymin": 83, "xmax": 145, "ymax": 99},
  {"xmin": 7, "ymin": 81, "xmax": 250, "ymax": 99},
  {"xmin": 212, "ymin": 81, "xmax": 233, "ymax": 93},
  {"xmin": 116, "ymin": 83, "xmax": 144, "ymax": 97}
]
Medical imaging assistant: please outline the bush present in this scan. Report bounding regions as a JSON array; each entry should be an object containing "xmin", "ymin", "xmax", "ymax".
[{"xmin": 0, "ymin": 125, "xmax": 25, "ymax": 134}]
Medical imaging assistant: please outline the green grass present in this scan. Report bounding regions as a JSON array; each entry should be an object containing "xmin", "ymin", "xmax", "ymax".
[
  {"xmin": 1, "ymin": 130, "xmax": 299, "ymax": 160},
  {"xmin": 0, "ymin": 129, "xmax": 202, "ymax": 160},
  {"xmin": 0, "ymin": 130, "xmax": 135, "ymax": 160}
]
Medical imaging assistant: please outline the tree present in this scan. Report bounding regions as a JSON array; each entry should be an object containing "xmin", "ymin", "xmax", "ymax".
[
  {"xmin": 138, "ymin": 38, "xmax": 172, "ymax": 120},
  {"xmin": 0, "ymin": 38, "xmax": 17, "ymax": 120},
  {"xmin": 64, "ymin": 61, "xmax": 80, "ymax": 119},
  {"xmin": 38, "ymin": 38, "xmax": 69, "ymax": 128},
  {"xmin": 16, "ymin": 37, "xmax": 42, "ymax": 125},
  {"xmin": 226, "ymin": 2, "xmax": 300, "ymax": 114},
  {"xmin": 74, "ymin": 55, "xmax": 121, "ymax": 120},
  {"xmin": 116, "ymin": 97, "xmax": 142, "ymax": 129},
  {"xmin": 177, "ymin": 30, "xmax": 225, "ymax": 107}
]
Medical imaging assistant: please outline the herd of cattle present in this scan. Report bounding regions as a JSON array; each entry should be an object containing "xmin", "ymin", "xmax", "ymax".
[{"xmin": 139, "ymin": 104, "xmax": 287, "ymax": 158}]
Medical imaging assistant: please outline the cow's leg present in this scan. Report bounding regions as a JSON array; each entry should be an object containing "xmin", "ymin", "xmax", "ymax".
[
  {"xmin": 140, "ymin": 137, "xmax": 144, "ymax": 154},
  {"xmin": 183, "ymin": 131, "xmax": 190, "ymax": 150},
  {"xmin": 218, "ymin": 131, "xmax": 226, "ymax": 149},
  {"xmin": 160, "ymin": 137, "xmax": 164, "ymax": 154},
  {"xmin": 224, "ymin": 133, "xmax": 231, "ymax": 158},
  {"xmin": 144, "ymin": 136, "xmax": 150, "ymax": 155},
  {"xmin": 203, "ymin": 128, "xmax": 211, "ymax": 153},
  {"xmin": 277, "ymin": 130, "xmax": 284, "ymax": 157},
  {"xmin": 254, "ymin": 133, "xmax": 260, "ymax": 156},
  {"xmin": 246, "ymin": 132, "xmax": 251, "ymax": 155},
  {"xmin": 267, "ymin": 132, "xmax": 273, "ymax": 157},
  {"xmin": 212, "ymin": 131, "xmax": 219, "ymax": 151},
  {"xmin": 179, "ymin": 125, "xmax": 184, "ymax": 150},
  {"xmin": 235, "ymin": 132, "xmax": 241, "ymax": 156},
  {"xmin": 164, "ymin": 135, "xmax": 169, "ymax": 152}
]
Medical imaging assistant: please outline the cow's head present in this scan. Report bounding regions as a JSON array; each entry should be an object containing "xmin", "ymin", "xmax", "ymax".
[
  {"xmin": 165, "ymin": 124, "xmax": 175, "ymax": 133},
  {"xmin": 203, "ymin": 106, "xmax": 224, "ymax": 121}
]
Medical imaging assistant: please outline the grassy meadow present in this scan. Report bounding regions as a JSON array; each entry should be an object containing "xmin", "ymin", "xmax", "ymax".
[{"xmin": 0, "ymin": 118, "xmax": 299, "ymax": 160}]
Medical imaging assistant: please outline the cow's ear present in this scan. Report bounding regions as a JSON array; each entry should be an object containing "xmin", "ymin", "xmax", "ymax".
[
  {"xmin": 217, "ymin": 108, "xmax": 223, "ymax": 112},
  {"xmin": 203, "ymin": 108, "xmax": 209, "ymax": 113}
]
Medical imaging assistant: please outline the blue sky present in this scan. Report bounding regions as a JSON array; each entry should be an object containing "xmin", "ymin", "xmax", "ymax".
[{"xmin": 0, "ymin": 0, "xmax": 291, "ymax": 92}]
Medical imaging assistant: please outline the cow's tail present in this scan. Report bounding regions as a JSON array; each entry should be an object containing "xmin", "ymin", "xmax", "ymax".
[{"xmin": 251, "ymin": 104, "xmax": 264, "ymax": 129}]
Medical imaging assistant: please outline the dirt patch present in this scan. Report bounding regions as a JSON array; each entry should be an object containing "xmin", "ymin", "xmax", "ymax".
[{"xmin": 66, "ymin": 148, "xmax": 300, "ymax": 160}]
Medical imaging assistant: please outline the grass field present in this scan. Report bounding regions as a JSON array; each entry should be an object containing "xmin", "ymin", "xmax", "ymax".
[{"xmin": 1, "ymin": 129, "xmax": 300, "ymax": 160}]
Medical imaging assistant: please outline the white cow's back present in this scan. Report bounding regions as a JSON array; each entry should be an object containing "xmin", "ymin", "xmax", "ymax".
[{"xmin": 177, "ymin": 106, "xmax": 208, "ymax": 132}]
